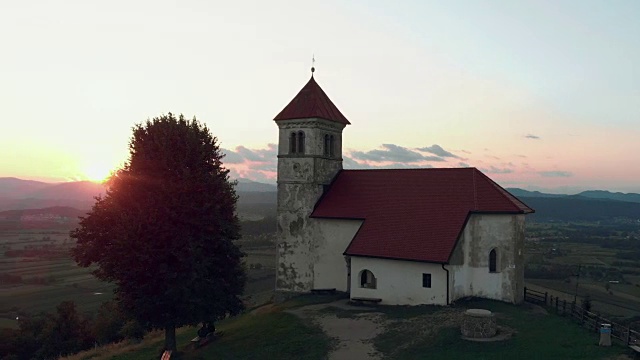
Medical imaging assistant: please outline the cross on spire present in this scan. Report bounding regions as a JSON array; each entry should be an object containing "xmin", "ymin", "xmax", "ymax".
[{"xmin": 311, "ymin": 54, "xmax": 315, "ymax": 75}]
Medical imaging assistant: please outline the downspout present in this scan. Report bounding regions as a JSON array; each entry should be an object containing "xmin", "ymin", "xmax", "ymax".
[{"xmin": 441, "ymin": 264, "xmax": 450, "ymax": 305}]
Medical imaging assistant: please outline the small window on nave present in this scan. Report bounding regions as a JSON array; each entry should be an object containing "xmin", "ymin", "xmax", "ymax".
[
  {"xmin": 359, "ymin": 269, "xmax": 377, "ymax": 289},
  {"xmin": 489, "ymin": 249, "xmax": 498, "ymax": 273}
]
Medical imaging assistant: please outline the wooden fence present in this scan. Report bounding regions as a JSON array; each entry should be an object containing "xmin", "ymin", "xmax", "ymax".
[{"xmin": 524, "ymin": 287, "xmax": 639, "ymax": 346}]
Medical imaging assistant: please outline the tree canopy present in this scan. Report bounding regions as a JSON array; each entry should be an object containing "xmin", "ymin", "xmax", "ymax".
[{"xmin": 71, "ymin": 113, "xmax": 246, "ymax": 351}]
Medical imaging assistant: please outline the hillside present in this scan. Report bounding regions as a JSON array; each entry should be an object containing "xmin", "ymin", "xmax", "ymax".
[
  {"xmin": 0, "ymin": 206, "xmax": 87, "ymax": 220},
  {"xmin": 61, "ymin": 296, "xmax": 629, "ymax": 360},
  {"xmin": 578, "ymin": 190, "xmax": 640, "ymax": 204},
  {"xmin": 521, "ymin": 196, "xmax": 640, "ymax": 221},
  {"xmin": 0, "ymin": 177, "xmax": 51, "ymax": 198},
  {"xmin": 508, "ymin": 187, "xmax": 640, "ymax": 204},
  {"xmin": 3, "ymin": 178, "xmax": 639, "ymax": 223},
  {"xmin": 0, "ymin": 178, "xmax": 277, "ymax": 212}
]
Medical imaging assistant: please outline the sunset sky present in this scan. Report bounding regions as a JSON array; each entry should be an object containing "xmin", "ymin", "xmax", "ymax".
[{"xmin": 1, "ymin": 0, "xmax": 638, "ymax": 193}]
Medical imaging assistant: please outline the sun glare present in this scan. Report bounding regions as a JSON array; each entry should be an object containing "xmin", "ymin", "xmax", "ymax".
[{"xmin": 83, "ymin": 163, "xmax": 113, "ymax": 183}]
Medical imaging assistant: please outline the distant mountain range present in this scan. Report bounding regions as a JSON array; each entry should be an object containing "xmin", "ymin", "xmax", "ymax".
[
  {"xmin": 1, "ymin": 178, "xmax": 638, "ymax": 222},
  {"xmin": 506, "ymin": 188, "xmax": 640, "ymax": 204},
  {"xmin": 235, "ymin": 179, "xmax": 276, "ymax": 192},
  {"xmin": 0, "ymin": 177, "xmax": 276, "ymax": 211}
]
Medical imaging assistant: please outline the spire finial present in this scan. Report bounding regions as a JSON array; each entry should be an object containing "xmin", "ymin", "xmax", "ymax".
[{"xmin": 311, "ymin": 54, "xmax": 315, "ymax": 76}]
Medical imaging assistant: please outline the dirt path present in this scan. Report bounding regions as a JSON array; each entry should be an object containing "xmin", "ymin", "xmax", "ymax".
[{"xmin": 286, "ymin": 300, "xmax": 387, "ymax": 360}]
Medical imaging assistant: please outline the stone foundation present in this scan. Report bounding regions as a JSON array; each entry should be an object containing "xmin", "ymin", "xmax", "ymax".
[{"xmin": 461, "ymin": 309, "xmax": 497, "ymax": 338}]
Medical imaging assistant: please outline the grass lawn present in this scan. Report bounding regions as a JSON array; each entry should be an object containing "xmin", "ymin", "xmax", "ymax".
[
  {"xmin": 64, "ymin": 295, "xmax": 630, "ymax": 360},
  {"xmin": 72, "ymin": 295, "xmax": 340, "ymax": 360},
  {"xmin": 374, "ymin": 298, "xmax": 628, "ymax": 360}
]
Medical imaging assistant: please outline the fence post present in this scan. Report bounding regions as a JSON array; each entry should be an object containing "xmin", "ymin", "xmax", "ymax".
[
  {"xmin": 562, "ymin": 299, "xmax": 566, "ymax": 316},
  {"xmin": 626, "ymin": 327, "xmax": 631, "ymax": 346},
  {"xmin": 594, "ymin": 314, "xmax": 599, "ymax": 332},
  {"xmin": 545, "ymin": 292, "xmax": 548, "ymax": 305},
  {"xmin": 555, "ymin": 297, "xmax": 559, "ymax": 313},
  {"xmin": 570, "ymin": 301, "xmax": 575, "ymax": 319},
  {"xmin": 580, "ymin": 306, "xmax": 585, "ymax": 326},
  {"xmin": 524, "ymin": 286, "xmax": 527, "ymax": 302}
]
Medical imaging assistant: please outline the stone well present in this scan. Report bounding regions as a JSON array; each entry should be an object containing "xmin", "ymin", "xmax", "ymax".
[{"xmin": 461, "ymin": 309, "xmax": 497, "ymax": 338}]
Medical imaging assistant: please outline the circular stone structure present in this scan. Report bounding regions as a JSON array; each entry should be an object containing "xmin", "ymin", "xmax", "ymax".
[{"xmin": 461, "ymin": 309, "xmax": 497, "ymax": 339}]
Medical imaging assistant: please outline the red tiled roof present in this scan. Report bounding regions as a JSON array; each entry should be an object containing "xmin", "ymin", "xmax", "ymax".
[
  {"xmin": 310, "ymin": 168, "xmax": 534, "ymax": 263},
  {"xmin": 274, "ymin": 76, "xmax": 350, "ymax": 125}
]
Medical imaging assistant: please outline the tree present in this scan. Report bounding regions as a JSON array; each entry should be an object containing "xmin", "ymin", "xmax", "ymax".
[
  {"xmin": 37, "ymin": 301, "xmax": 93, "ymax": 358},
  {"xmin": 71, "ymin": 113, "xmax": 246, "ymax": 352},
  {"xmin": 93, "ymin": 301, "xmax": 126, "ymax": 345}
]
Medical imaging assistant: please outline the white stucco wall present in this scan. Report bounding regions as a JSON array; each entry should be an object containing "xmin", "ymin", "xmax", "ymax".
[
  {"xmin": 350, "ymin": 257, "xmax": 448, "ymax": 305},
  {"xmin": 447, "ymin": 214, "xmax": 525, "ymax": 304},
  {"xmin": 312, "ymin": 219, "xmax": 363, "ymax": 292}
]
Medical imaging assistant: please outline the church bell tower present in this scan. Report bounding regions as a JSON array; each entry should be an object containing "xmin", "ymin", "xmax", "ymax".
[{"xmin": 273, "ymin": 70, "xmax": 350, "ymax": 293}]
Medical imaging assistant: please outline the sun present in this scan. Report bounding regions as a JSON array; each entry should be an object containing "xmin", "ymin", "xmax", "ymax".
[{"xmin": 82, "ymin": 163, "xmax": 113, "ymax": 183}]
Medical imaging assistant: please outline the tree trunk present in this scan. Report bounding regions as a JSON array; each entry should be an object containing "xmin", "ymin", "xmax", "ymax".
[{"xmin": 164, "ymin": 324, "xmax": 177, "ymax": 352}]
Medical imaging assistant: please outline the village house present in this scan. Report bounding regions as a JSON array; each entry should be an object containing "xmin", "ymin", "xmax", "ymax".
[{"xmin": 274, "ymin": 71, "xmax": 534, "ymax": 305}]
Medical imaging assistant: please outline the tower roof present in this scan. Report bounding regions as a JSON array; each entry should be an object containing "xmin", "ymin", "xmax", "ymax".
[{"xmin": 274, "ymin": 76, "xmax": 350, "ymax": 125}]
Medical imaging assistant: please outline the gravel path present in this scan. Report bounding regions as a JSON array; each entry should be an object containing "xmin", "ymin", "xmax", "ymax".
[{"xmin": 286, "ymin": 300, "xmax": 386, "ymax": 360}]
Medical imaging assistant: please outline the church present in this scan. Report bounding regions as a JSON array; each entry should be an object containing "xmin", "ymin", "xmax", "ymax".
[{"xmin": 273, "ymin": 71, "xmax": 534, "ymax": 306}]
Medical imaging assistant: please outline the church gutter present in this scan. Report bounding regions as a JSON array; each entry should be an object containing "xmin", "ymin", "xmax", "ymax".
[{"xmin": 441, "ymin": 264, "xmax": 450, "ymax": 305}]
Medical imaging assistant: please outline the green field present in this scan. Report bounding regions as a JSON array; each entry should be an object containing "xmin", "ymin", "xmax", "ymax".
[
  {"xmin": 0, "ymin": 228, "xmax": 277, "ymax": 329},
  {"xmin": 525, "ymin": 221, "xmax": 640, "ymax": 320}
]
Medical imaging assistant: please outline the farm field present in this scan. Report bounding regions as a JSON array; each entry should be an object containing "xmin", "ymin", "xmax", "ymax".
[
  {"xmin": 0, "ymin": 228, "xmax": 114, "ymax": 329},
  {"xmin": 0, "ymin": 228, "xmax": 278, "ymax": 329},
  {"xmin": 524, "ymin": 221, "xmax": 640, "ymax": 320}
]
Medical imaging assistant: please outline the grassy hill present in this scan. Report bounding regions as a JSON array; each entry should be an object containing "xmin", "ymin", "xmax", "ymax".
[{"xmin": 63, "ymin": 295, "xmax": 631, "ymax": 360}]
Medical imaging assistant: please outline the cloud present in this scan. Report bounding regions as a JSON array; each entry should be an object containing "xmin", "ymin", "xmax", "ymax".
[
  {"xmin": 525, "ymin": 134, "xmax": 541, "ymax": 139},
  {"xmin": 458, "ymin": 162, "xmax": 470, "ymax": 167},
  {"xmin": 221, "ymin": 148, "xmax": 244, "ymax": 163},
  {"xmin": 343, "ymin": 156, "xmax": 371, "ymax": 169},
  {"xmin": 351, "ymin": 144, "xmax": 445, "ymax": 163},
  {"xmin": 539, "ymin": 171, "xmax": 572, "ymax": 177},
  {"xmin": 344, "ymin": 156, "xmax": 433, "ymax": 170},
  {"xmin": 224, "ymin": 142, "xmax": 465, "ymax": 182},
  {"xmin": 222, "ymin": 144, "xmax": 278, "ymax": 181},
  {"xmin": 483, "ymin": 166, "xmax": 514, "ymax": 174},
  {"xmin": 417, "ymin": 144, "xmax": 460, "ymax": 158}
]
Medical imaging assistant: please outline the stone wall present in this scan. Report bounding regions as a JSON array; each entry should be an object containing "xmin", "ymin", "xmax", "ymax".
[
  {"xmin": 461, "ymin": 309, "xmax": 497, "ymax": 338},
  {"xmin": 275, "ymin": 118, "xmax": 347, "ymax": 293}
]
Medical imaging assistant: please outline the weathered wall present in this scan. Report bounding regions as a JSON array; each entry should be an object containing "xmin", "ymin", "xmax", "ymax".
[
  {"xmin": 350, "ymin": 257, "xmax": 448, "ymax": 305},
  {"xmin": 447, "ymin": 214, "xmax": 525, "ymax": 304},
  {"xmin": 276, "ymin": 183, "xmax": 324, "ymax": 292},
  {"xmin": 312, "ymin": 219, "xmax": 363, "ymax": 291},
  {"xmin": 275, "ymin": 118, "xmax": 347, "ymax": 293}
]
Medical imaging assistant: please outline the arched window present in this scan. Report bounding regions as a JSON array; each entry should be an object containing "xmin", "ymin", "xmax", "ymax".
[
  {"xmin": 297, "ymin": 131, "xmax": 305, "ymax": 154},
  {"xmin": 359, "ymin": 269, "xmax": 376, "ymax": 289},
  {"xmin": 289, "ymin": 132, "xmax": 297, "ymax": 154},
  {"xmin": 329, "ymin": 135, "xmax": 335, "ymax": 157},
  {"xmin": 324, "ymin": 134, "xmax": 330, "ymax": 156},
  {"xmin": 489, "ymin": 249, "xmax": 497, "ymax": 273}
]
